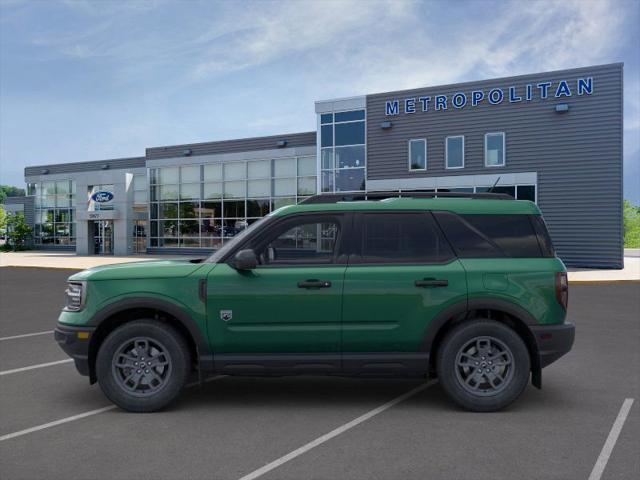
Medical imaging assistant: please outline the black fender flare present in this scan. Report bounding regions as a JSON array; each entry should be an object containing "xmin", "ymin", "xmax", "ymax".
[
  {"xmin": 421, "ymin": 297, "xmax": 541, "ymax": 387},
  {"xmin": 87, "ymin": 297, "xmax": 214, "ymax": 375}
]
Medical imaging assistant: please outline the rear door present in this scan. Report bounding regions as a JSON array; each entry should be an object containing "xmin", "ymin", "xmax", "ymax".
[{"xmin": 341, "ymin": 211, "xmax": 467, "ymax": 373}]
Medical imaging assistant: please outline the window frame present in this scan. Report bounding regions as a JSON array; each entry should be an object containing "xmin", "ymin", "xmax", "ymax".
[
  {"xmin": 222, "ymin": 212, "xmax": 350, "ymax": 267},
  {"xmin": 351, "ymin": 211, "xmax": 455, "ymax": 266},
  {"xmin": 408, "ymin": 138, "xmax": 427, "ymax": 171},
  {"xmin": 484, "ymin": 132, "xmax": 506, "ymax": 167},
  {"xmin": 445, "ymin": 135, "xmax": 465, "ymax": 170}
]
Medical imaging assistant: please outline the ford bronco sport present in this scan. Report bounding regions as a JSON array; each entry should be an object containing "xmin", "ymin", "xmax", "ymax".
[{"xmin": 55, "ymin": 192, "xmax": 574, "ymax": 412}]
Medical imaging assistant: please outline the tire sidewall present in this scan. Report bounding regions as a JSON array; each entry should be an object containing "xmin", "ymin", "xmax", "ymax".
[
  {"xmin": 96, "ymin": 320, "xmax": 189, "ymax": 412},
  {"xmin": 437, "ymin": 320, "xmax": 531, "ymax": 412}
]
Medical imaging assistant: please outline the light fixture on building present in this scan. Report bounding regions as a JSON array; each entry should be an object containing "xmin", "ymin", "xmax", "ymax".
[
  {"xmin": 101, "ymin": 164, "xmax": 110, "ymax": 170},
  {"xmin": 41, "ymin": 168, "xmax": 49, "ymax": 174},
  {"xmin": 183, "ymin": 148, "xmax": 192, "ymax": 156},
  {"xmin": 555, "ymin": 103, "xmax": 569, "ymax": 113},
  {"xmin": 277, "ymin": 140, "xmax": 288, "ymax": 148},
  {"xmin": 381, "ymin": 121, "xmax": 393, "ymax": 129}
]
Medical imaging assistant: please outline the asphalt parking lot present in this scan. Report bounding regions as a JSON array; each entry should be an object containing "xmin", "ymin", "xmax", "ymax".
[{"xmin": 0, "ymin": 267, "xmax": 638, "ymax": 480}]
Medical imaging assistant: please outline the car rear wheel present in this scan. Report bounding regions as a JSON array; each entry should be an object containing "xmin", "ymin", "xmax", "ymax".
[
  {"xmin": 96, "ymin": 320, "xmax": 190, "ymax": 412},
  {"xmin": 436, "ymin": 319, "xmax": 530, "ymax": 412}
]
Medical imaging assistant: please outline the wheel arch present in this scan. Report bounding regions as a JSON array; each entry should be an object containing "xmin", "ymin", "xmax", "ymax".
[
  {"xmin": 424, "ymin": 298, "xmax": 541, "ymax": 388},
  {"xmin": 86, "ymin": 297, "xmax": 213, "ymax": 384}
]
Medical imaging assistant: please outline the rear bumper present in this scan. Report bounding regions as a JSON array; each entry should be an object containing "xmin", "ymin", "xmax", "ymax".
[
  {"xmin": 530, "ymin": 322, "xmax": 575, "ymax": 368},
  {"xmin": 54, "ymin": 324, "xmax": 95, "ymax": 377}
]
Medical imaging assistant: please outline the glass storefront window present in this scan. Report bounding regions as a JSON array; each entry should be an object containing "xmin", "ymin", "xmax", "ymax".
[
  {"xmin": 335, "ymin": 168, "xmax": 365, "ymax": 192},
  {"xmin": 159, "ymin": 167, "xmax": 179, "ymax": 184},
  {"xmin": 248, "ymin": 179, "xmax": 270, "ymax": 197},
  {"xmin": 204, "ymin": 182, "xmax": 223, "ymax": 199},
  {"xmin": 149, "ymin": 155, "xmax": 317, "ymax": 249},
  {"xmin": 335, "ymin": 145, "xmax": 365, "ymax": 169},
  {"xmin": 273, "ymin": 177, "xmax": 296, "ymax": 196},
  {"xmin": 180, "ymin": 183, "xmax": 200, "ymax": 200},
  {"xmin": 180, "ymin": 165, "xmax": 201, "ymax": 183},
  {"xmin": 298, "ymin": 156, "xmax": 316, "ymax": 176},
  {"xmin": 223, "ymin": 181, "xmax": 246, "ymax": 198},
  {"xmin": 224, "ymin": 162, "xmax": 245, "ymax": 181},
  {"xmin": 32, "ymin": 179, "xmax": 76, "ymax": 247},
  {"xmin": 204, "ymin": 164, "xmax": 222, "ymax": 181},
  {"xmin": 274, "ymin": 158, "xmax": 296, "ymax": 177},
  {"xmin": 248, "ymin": 160, "xmax": 271, "ymax": 179}
]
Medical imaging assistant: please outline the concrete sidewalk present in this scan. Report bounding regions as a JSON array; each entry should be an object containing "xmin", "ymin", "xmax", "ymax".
[
  {"xmin": 1, "ymin": 250, "xmax": 639, "ymax": 283},
  {"xmin": 0, "ymin": 251, "xmax": 203, "ymax": 270}
]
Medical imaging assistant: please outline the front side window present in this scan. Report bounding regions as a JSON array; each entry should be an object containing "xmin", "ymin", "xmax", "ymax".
[
  {"xmin": 358, "ymin": 213, "xmax": 453, "ymax": 264},
  {"xmin": 257, "ymin": 216, "xmax": 340, "ymax": 265},
  {"xmin": 409, "ymin": 139, "xmax": 427, "ymax": 170},
  {"xmin": 485, "ymin": 132, "xmax": 505, "ymax": 167},
  {"xmin": 446, "ymin": 136, "xmax": 464, "ymax": 169}
]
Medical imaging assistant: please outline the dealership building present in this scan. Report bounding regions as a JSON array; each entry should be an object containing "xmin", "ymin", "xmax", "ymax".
[{"xmin": 9, "ymin": 63, "xmax": 623, "ymax": 268}]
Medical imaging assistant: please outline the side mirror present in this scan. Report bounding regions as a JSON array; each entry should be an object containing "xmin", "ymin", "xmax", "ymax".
[{"xmin": 233, "ymin": 249, "xmax": 258, "ymax": 271}]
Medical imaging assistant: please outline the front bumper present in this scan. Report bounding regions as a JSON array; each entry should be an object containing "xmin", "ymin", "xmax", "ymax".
[
  {"xmin": 530, "ymin": 322, "xmax": 575, "ymax": 368},
  {"xmin": 54, "ymin": 324, "xmax": 95, "ymax": 377}
]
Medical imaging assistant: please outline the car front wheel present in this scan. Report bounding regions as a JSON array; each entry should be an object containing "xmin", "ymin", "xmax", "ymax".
[
  {"xmin": 96, "ymin": 320, "xmax": 190, "ymax": 412},
  {"xmin": 436, "ymin": 319, "xmax": 530, "ymax": 412}
]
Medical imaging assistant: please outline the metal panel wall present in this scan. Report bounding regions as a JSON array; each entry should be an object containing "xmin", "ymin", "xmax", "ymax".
[
  {"xmin": 365, "ymin": 63, "xmax": 623, "ymax": 268},
  {"xmin": 24, "ymin": 157, "xmax": 145, "ymax": 177},
  {"xmin": 146, "ymin": 131, "xmax": 316, "ymax": 159}
]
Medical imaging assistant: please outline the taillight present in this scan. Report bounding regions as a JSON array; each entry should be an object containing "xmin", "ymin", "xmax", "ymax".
[{"xmin": 555, "ymin": 272, "xmax": 568, "ymax": 310}]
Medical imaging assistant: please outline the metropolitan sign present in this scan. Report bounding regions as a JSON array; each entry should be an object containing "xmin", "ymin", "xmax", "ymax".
[{"xmin": 384, "ymin": 77, "xmax": 594, "ymax": 115}]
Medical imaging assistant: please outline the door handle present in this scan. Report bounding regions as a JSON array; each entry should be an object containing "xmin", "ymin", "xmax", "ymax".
[
  {"xmin": 297, "ymin": 279, "xmax": 332, "ymax": 289},
  {"xmin": 415, "ymin": 278, "xmax": 448, "ymax": 288}
]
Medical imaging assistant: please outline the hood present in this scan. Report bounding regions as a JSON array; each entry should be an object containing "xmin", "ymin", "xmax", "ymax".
[{"xmin": 69, "ymin": 259, "xmax": 208, "ymax": 281}]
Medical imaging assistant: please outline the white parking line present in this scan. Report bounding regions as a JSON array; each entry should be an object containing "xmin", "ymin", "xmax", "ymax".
[
  {"xmin": 588, "ymin": 398, "xmax": 635, "ymax": 480},
  {"xmin": 238, "ymin": 380, "xmax": 437, "ymax": 480},
  {"xmin": 0, "ymin": 405, "xmax": 118, "ymax": 442},
  {"xmin": 0, "ymin": 375, "xmax": 226, "ymax": 442},
  {"xmin": 0, "ymin": 330, "xmax": 54, "ymax": 341},
  {"xmin": 0, "ymin": 359, "xmax": 73, "ymax": 376}
]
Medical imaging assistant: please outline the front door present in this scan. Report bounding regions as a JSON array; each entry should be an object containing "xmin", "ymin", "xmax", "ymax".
[
  {"xmin": 341, "ymin": 212, "xmax": 467, "ymax": 373},
  {"xmin": 207, "ymin": 214, "xmax": 349, "ymax": 370},
  {"xmin": 93, "ymin": 220, "xmax": 114, "ymax": 255}
]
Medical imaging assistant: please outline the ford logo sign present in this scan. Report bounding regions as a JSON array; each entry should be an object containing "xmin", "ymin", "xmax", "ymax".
[{"xmin": 91, "ymin": 191, "xmax": 114, "ymax": 203}]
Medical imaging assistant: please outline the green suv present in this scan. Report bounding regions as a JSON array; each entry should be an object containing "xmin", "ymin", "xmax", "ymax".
[{"xmin": 55, "ymin": 193, "xmax": 574, "ymax": 412}]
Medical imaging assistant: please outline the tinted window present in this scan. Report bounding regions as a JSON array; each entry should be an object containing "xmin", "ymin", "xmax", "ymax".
[
  {"xmin": 435, "ymin": 212, "xmax": 542, "ymax": 258},
  {"xmin": 359, "ymin": 213, "xmax": 453, "ymax": 264},
  {"xmin": 335, "ymin": 110, "xmax": 365, "ymax": 122},
  {"xmin": 257, "ymin": 217, "xmax": 340, "ymax": 265},
  {"xmin": 517, "ymin": 185, "xmax": 536, "ymax": 201},
  {"xmin": 530, "ymin": 215, "xmax": 555, "ymax": 257},
  {"xmin": 334, "ymin": 122, "xmax": 365, "ymax": 146}
]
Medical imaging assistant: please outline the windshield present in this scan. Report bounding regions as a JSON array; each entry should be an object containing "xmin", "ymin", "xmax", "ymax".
[{"xmin": 206, "ymin": 215, "xmax": 271, "ymax": 263}]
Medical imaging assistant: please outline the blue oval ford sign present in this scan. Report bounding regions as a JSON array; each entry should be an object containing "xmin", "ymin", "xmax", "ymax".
[{"xmin": 91, "ymin": 191, "xmax": 114, "ymax": 203}]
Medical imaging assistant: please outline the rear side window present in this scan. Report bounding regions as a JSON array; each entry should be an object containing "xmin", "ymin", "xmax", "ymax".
[
  {"xmin": 358, "ymin": 212, "xmax": 454, "ymax": 264},
  {"xmin": 530, "ymin": 215, "xmax": 555, "ymax": 257},
  {"xmin": 434, "ymin": 212, "xmax": 544, "ymax": 258}
]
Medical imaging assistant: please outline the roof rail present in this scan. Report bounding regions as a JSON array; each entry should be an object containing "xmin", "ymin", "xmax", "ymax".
[{"xmin": 300, "ymin": 191, "xmax": 514, "ymax": 204}]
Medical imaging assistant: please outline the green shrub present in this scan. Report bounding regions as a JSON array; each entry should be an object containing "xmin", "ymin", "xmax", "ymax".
[{"xmin": 623, "ymin": 200, "xmax": 640, "ymax": 248}]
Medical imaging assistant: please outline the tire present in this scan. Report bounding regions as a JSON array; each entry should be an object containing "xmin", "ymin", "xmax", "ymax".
[
  {"xmin": 436, "ymin": 319, "xmax": 530, "ymax": 412},
  {"xmin": 96, "ymin": 320, "xmax": 190, "ymax": 412}
]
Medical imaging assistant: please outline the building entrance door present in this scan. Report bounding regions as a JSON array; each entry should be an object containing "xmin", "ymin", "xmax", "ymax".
[{"xmin": 92, "ymin": 220, "xmax": 114, "ymax": 255}]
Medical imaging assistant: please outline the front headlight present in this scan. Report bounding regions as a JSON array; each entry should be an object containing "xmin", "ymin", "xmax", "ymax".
[{"xmin": 64, "ymin": 282, "xmax": 86, "ymax": 311}]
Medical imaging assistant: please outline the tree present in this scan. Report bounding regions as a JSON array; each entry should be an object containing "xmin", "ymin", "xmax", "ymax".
[
  {"xmin": 5, "ymin": 212, "xmax": 32, "ymax": 250},
  {"xmin": 0, "ymin": 185, "xmax": 26, "ymax": 204},
  {"xmin": 623, "ymin": 199, "xmax": 640, "ymax": 248},
  {"xmin": 0, "ymin": 205, "xmax": 6, "ymax": 232}
]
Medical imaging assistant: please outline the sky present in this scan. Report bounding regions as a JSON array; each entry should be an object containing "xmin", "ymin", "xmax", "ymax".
[{"xmin": 1, "ymin": 0, "xmax": 639, "ymax": 202}]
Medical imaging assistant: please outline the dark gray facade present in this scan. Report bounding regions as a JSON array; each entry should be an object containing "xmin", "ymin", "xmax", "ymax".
[
  {"xmin": 146, "ymin": 132, "xmax": 316, "ymax": 159},
  {"xmin": 365, "ymin": 63, "xmax": 623, "ymax": 268}
]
